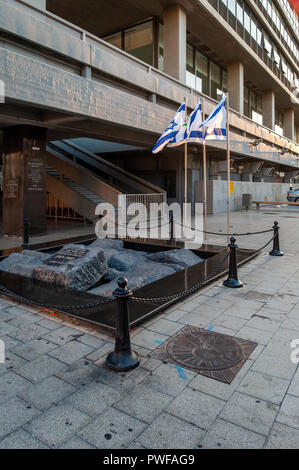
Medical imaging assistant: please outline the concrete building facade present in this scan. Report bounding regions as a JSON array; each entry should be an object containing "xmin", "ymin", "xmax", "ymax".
[{"xmin": 0, "ymin": 0, "xmax": 299, "ymax": 232}]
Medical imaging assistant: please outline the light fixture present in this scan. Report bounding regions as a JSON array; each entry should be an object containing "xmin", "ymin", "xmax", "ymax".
[
  {"xmin": 279, "ymin": 149, "xmax": 288, "ymax": 155},
  {"xmin": 251, "ymin": 138, "xmax": 263, "ymax": 146}
]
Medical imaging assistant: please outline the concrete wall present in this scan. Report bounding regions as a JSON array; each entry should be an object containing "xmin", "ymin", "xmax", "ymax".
[{"xmin": 197, "ymin": 180, "xmax": 290, "ymax": 214}]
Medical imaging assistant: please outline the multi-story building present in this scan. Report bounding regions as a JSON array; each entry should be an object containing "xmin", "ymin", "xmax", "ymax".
[{"xmin": 0, "ymin": 0, "xmax": 298, "ymax": 235}]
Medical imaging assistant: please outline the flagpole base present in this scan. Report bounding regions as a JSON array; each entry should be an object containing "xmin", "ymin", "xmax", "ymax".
[{"xmin": 223, "ymin": 279, "xmax": 243, "ymax": 288}]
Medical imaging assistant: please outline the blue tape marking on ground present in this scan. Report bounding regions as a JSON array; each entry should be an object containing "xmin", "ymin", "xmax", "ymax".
[
  {"xmin": 174, "ymin": 365, "xmax": 187, "ymax": 379},
  {"xmin": 155, "ymin": 340, "xmax": 164, "ymax": 345},
  {"xmin": 207, "ymin": 325, "xmax": 214, "ymax": 330}
]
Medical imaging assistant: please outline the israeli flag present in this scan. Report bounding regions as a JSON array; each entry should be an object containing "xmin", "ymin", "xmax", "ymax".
[
  {"xmin": 202, "ymin": 95, "xmax": 227, "ymax": 141},
  {"xmin": 152, "ymin": 103, "xmax": 186, "ymax": 154},
  {"xmin": 187, "ymin": 100, "xmax": 203, "ymax": 143}
]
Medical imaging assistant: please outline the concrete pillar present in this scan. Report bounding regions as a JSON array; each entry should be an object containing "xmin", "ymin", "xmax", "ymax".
[
  {"xmin": 30, "ymin": 0, "xmax": 46, "ymax": 8},
  {"xmin": 2, "ymin": 126, "xmax": 47, "ymax": 236},
  {"xmin": 262, "ymin": 90, "xmax": 275, "ymax": 130},
  {"xmin": 228, "ymin": 62, "xmax": 244, "ymax": 114},
  {"xmin": 163, "ymin": 5, "xmax": 186, "ymax": 83},
  {"xmin": 284, "ymin": 108, "xmax": 295, "ymax": 140}
]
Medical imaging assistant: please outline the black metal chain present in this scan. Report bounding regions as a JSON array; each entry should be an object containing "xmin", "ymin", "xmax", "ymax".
[
  {"xmin": 181, "ymin": 224, "xmax": 274, "ymax": 237},
  {"xmin": 131, "ymin": 249, "xmax": 230, "ymax": 304},
  {"xmin": 237, "ymin": 232, "xmax": 277, "ymax": 255},
  {"xmin": 0, "ymin": 284, "xmax": 115, "ymax": 310}
]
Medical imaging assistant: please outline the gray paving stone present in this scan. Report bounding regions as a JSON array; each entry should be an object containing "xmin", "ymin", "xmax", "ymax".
[
  {"xmin": 126, "ymin": 441, "xmax": 145, "ymax": 449},
  {"xmin": 10, "ymin": 323, "xmax": 49, "ymax": 341},
  {"xmin": 48, "ymin": 341, "xmax": 94, "ymax": 365},
  {"xmin": 142, "ymin": 358, "xmax": 162, "ymax": 372},
  {"xmin": 0, "ymin": 349, "xmax": 28, "ymax": 376},
  {"xmin": 0, "ymin": 334, "xmax": 23, "ymax": 351},
  {"xmin": 85, "ymin": 342, "xmax": 113, "ymax": 362},
  {"xmin": 7, "ymin": 312, "xmax": 41, "ymax": 328},
  {"xmin": 0, "ymin": 397, "xmax": 40, "ymax": 440},
  {"xmin": 265, "ymin": 422, "xmax": 299, "ymax": 449},
  {"xmin": 114, "ymin": 384, "xmax": 173, "ymax": 424},
  {"xmin": 276, "ymin": 394, "xmax": 299, "ymax": 430},
  {"xmin": 0, "ymin": 322, "xmax": 17, "ymax": 336},
  {"xmin": 245, "ymin": 316, "xmax": 281, "ymax": 333},
  {"xmin": 25, "ymin": 404, "xmax": 91, "ymax": 448},
  {"xmin": 177, "ymin": 312, "xmax": 214, "ymax": 328},
  {"xmin": 164, "ymin": 308, "xmax": 190, "ymax": 322},
  {"xmin": 213, "ymin": 313, "xmax": 247, "ymax": 331},
  {"xmin": 251, "ymin": 353, "xmax": 297, "ymax": 380},
  {"xmin": 200, "ymin": 419, "xmax": 265, "ymax": 449},
  {"xmin": 288, "ymin": 371, "xmax": 299, "ymax": 397},
  {"xmin": 64, "ymin": 381, "xmax": 121, "ymax": 416},
  {"xmin": 236, "ymin": 326, "xmax": 274, "ymax": 345},
  {"xmin": 36, "ymin": 318, "xmax": 62, "ymax": 331},
  {"xmin": 131, "ymin": 329, "xmax": 169, "ymax": 351},
  {"xmin": 12, "ymin": 338, "xmax": 58, "ymax": 361},
  {"xmin": 166, "ymin": 387, "xmax": 225, "ymax": 430},
  {"xmin": 0, "ymin": 371, "xmax": 33, "ymax": 404},
  {"xmin": 56, "ymin": 359, "xmax": 104, "ymax": 387},
  {"xmin": 189, "ymin": 373, "xmax": 240, "ymax": 401},
  {"xmin": 237, "ymin": 370, "xmax": 289, "ymax": 405},
  {"xmin": 59, "ymin": 435, "xmax": 95, "ymax": 449},
  {"xmin": 220, "ymin": 392, "xmax": 278, "ymax": 436},
  {"xmin": 42, "ymin": 326, "xmax": 85, "ymax": 346},
  {"xmin": 78, "ymin": 407, "xmax": 147, "ymax": 449},
  {"xmin": 0, "ymin": 429, "xmax": 48, "ymax": 449},
  {"xmin": 19, "ymin": 376, "xmax": 77, "ymax": 410},
  {"xmin": 126, "ymin": 366, "xmax": 151, "ymax": 384},
  {"xmin": 272, "ymin": 327, "xmax": 299, "ymax": 343},
  {"xmin": 76, "ymin": 334, "xmax": 106, "ymax": 349},
  {"xmin": 147, "ymin": 319, "xmax": 184, "ymax": 336},
  {"xmin": 140, "ymin": 363, "xmax": 194, "ymax": 397},
  {"xmin": 137, "ymin": 412, "xmax": 204, "ymax": 449},
  {"xmin": 3, "ymin": 306, "xmax": 29, "ymax": 317},
  {"xmin": 265, "ymin": 298, "xmax": 295, "ymax": 313},
  {"xmin": 263, "ymin": 339, "xmax": 292, "ymax": 357},
  {"xmin": 15, "ymin": 355, "xmax": 67, "ymax": 383}
]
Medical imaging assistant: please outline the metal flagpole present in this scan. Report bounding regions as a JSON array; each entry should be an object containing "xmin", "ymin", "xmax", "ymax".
[
  {"xmin": 202, "ymin": 100, "xmax": 207, "ymax": 242},
  {"xmin": 184, "ymin": 97, "xmax": 188, "ymax": 226},
  {"xmin": 226, "ymin": 93, "xmax": 231, "ymax": 243}
]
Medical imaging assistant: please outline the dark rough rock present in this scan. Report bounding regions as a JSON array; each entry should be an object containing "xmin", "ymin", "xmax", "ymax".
[
  {"xmin": 0, "ymin": 250, "xmax": 51, "ymax": 278},
  {"xmin": 32, "ymin": 244, "xmax": 107, "ymax": 291},
  {"xmin": 146, "ymin": 248, "xmax": 202, "ymax": 267}
]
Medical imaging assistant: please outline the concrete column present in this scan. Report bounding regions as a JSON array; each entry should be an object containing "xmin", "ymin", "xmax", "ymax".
[
  {"xmin": 2, "ymin": 126, "xmax": 47, "ymax": 236},
  {"xmin": 30, "ymin": 0, "xmax": 46, "ymax": 8},
  {"xmin": 228, "ymin": 62, "xmax": 244, "ymax": 114},
  {"xmin": 283, "ymin": 108, "xmax": 295, "ymax": 141},
  {"xmin": 163, "ymin": 5, "xmax": 186, "ymax": 83},
  {"xmin": 262, "ymin": 90, "xmax": 275, "ymax": 130}
]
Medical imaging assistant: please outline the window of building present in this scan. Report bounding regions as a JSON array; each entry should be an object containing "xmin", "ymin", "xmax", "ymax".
[
  {"xmin": 124, "ymin": 21, "xmax": 153, "ymax": 65},
  {"xmin": 186, "ymin": 44, "xmax": 227, "ymax": 99},
  {"xmin": 103, "ymin": 32, "xmax": 122, "ymax": 49},
  {"xmin": 244, "ymin": 86, "xmax": 263, "ymax": 124},
  {"xmin": 275, "ymin": 109, "xmax": 284, "ymax": 136}
]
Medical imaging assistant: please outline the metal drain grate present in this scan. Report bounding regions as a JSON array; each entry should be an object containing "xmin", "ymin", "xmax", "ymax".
[{"xmin": 151, "ymin": 325, "xmax": 257, "ymax": 384}]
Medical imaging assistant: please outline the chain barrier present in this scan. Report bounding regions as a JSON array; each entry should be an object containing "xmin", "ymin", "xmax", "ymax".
[
  {"xmin": 0, "ymin": 284, "xmax": 115, "ymax": 310},
  {"xmin": 237, "ymin": 232, "xmax": 277, "ymax": 255},
  {"xmin": 181, "ymin": 224, "xmax": 274, "ymax": 237},
  {"xmin": 131, "ymin": 249, "xmax": 230, "ymax": 305}
]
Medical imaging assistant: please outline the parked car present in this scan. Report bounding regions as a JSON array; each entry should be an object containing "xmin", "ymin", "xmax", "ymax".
[{"xmin": 287, "ymin": 188, "xmax": 299, "ymax": 202}]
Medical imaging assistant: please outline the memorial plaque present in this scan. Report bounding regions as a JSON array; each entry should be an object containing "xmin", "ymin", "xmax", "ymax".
[
  {"xmin": 4, "ymin": 179, "xmax": 19, "ymax": 199},
  {"xmin": 25, "ymin": 159, "xmax": 44, "ymax": 192},
  {"xmin": 45, "ymin": 248, "xmax": 89, "ymax": 266}
]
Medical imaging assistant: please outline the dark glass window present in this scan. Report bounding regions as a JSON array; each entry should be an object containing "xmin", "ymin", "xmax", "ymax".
[
  {"xmin": 210, "ymin": 61, "xmax": 221, "ymax": 100},
  {"xmin": 196, "ymin": 51, "xmax": 209, "ymax": 95},
  {"xmin": 124, "ymin": 21, "xmax": 153, "ymax": 65}
]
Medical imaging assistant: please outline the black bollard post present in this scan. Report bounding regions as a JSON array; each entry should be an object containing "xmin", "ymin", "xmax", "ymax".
[
  {"xmin": 22, "ymin": 218, "xmax": 30, "ymax": 249},
  {"xmin": 169, "ymin": 212, "xmax": 175, "ymax": 245},
  {"xmin": 105, "ymin": 277, "xmax": 140, "ymax": 372},
  {"xmin": 223, "ymin": 237, "xmax": 243, "ymax": 288},
  {"xmin": 269, "ymin": 221, "xmax": 284, "ymax": 256}
]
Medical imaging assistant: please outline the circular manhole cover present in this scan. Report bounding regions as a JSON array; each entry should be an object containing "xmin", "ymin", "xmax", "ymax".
[{"xmin": 166, "ymin": 326, "xmax": 243, "ymax": 371}]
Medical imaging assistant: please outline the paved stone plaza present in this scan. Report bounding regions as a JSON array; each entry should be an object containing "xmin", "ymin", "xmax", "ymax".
[{"xmin": 0, "ymin": 207, "xmax": 299, "ymax": 449}]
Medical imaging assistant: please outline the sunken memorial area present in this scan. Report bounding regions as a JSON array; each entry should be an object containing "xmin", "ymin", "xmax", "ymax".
[{"xmin": 0, "ymin": 238, "xmax": 257, "ymax": 330}]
